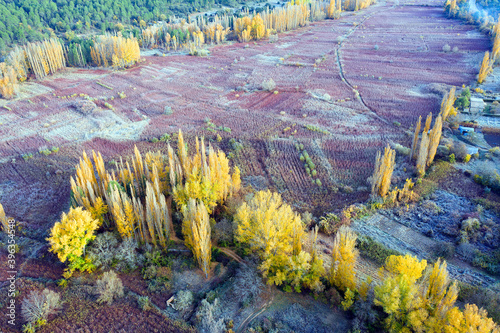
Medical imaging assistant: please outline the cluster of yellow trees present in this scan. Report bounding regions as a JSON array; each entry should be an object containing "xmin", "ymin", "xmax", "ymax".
[
  {"xmin": 234, "ymin": 193, "xmax": 498, "ymax": 331},
  {"xmin": 343, "ymin": 0, "xmax": 374, "ymax": 11},
  {"xmin": 0, "ymin": 35, "xmax": 140, "ymax": 99},
  {"xmin": 50, "ymin": 130, "xmax": 240, "ymax": 278},
  {"xmin": 141, "ymin": 0, "xmax": 375, "ymax": 49},
  {"xmin": 370, "ymin": 88, "xmax": 456, "ymax": 199},
  {"xmin": 235, "ymin": 14, "xmax": 271, "ymax": 42},
  {"xmin": 0, "ymin": 38, "xmax": 64, "ymax": 98},
  {"xmin": 22, "ymin": 39, "xmax": 66, "ymax": 80},
  {"xmin": 327, "ymin": 0, "xmax": 342, "ymax": 19},
  {"xmin": 90, "ymin": 35, "xmax": 141, "ymax": 69},
  {"xmin": 371, "ymin": 145, "xmax": 396, "ymax": 197},
  {"xmin": 476, "ymin": 17, "xmax": 500, "ymax": 83},
  {"xmin": 235, "ymin": 190, "xmax": 324, "ymax": 292},
  {"xmin": 0, "ymin": 63, "xmax": 18, "ymax": 99},
  {"xmin": 142, "ymin": 19, "xmax": 229, "ymax": 51},
  {"xmin": 375, "ymin": 255, "xmax": 499, "ymax": 332},
  {"xmin": 409, "ymin": 87, "xmax": 455, "ymax": 176}
]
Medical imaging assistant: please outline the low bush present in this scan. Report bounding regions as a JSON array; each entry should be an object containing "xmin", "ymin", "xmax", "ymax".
[
  {"xmin": 21, "ymin": 289, "xmax": 61, "ymax": 325},
  {"xmin": 175, "ymin": 290, "xmax": 194, "ymax": 312},
  {"xmin": 261, "ymin": 78, "xmax": 276, "ymax": 91},
  {"xmin": 95, "ymin": 271, "xmax": 124, "ymax": 305},
  {"xmin": 356, "ymin": 235, "xmax": 401, "ymax": 265}
]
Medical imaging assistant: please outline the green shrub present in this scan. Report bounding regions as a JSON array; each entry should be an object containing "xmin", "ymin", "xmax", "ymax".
[{"xmin": 356, "ymin": 235, "xmax": 401, "ymax": 265}]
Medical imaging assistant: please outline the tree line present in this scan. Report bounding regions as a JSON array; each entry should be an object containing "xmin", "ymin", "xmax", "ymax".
[{"xmin": 0, "ymin": 0, "xmax": 229, "ymax": 53}]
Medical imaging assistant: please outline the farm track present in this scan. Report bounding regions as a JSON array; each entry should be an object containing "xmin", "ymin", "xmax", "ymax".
[
  {"xmin": 335, "ymin": 3, "xmax": 391, "ymax": 125},
  {"xmin": 236, "ymin": 293, "xmax": 274, "ymax": 333}
]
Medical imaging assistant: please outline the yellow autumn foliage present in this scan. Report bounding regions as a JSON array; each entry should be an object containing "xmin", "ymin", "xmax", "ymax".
[
  {"xmin": 235, "ymin": 14, "xmax": 270, "ymax": 42},
  {"xmin": 182, "ymin": 199, "xmax": 211, "ymax": 278},
  {"xmin": 327, "ymin": 0, "xmax": 342, "ymax": 19},
  {"xmin": 91, "ymin": 35, "xmax": 140, "ymax": 68},
  {"xmin": 478, "ymin": 51, "xmax": 493, "ymax": 84},
  {"xmin": 329, "ymin": 225, "xmax": 358, "ymax": 292},
  {"xmin": 0, "ymin": 203, "xmax": 8, "ymax": 232},
  {"xmin": 410, "ymin": 115, "xmax": 422, "ymax": 161},
  {"xmin": 169, "ymin": 131, "xmax": 241, "ymax": 213},
  {"xmin": 440, "ymin": 87, "xmax": 456, "ymax": 121},
  {"xmin": 47, "ymin": 207, "xmax": 99, "ymax": 263},
  {"xmin": 235, "ymin": 190, "xmax": 303, "ymax": 258},
  {"xmin": 427, "ymin": 115, "xmax": 443, "ymax": 167},
  {"xmin": 373, "ymin": 255, "xmax": 498, "ymax": 333},
  {"xmin": 371, "ymin": 145, "xmax": 396, "ymax": 197}
]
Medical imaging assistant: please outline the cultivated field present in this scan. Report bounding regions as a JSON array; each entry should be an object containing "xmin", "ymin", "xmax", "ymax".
[{"xmin": 0, "ymin": 0, "xmax": 490, "ymax": 223}]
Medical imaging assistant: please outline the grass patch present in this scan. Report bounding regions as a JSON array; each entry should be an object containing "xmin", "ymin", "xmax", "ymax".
[
  {"xmin": 96, "ymin": 81, "xmax": 114, "ymax": 90},
  {"xmin": 456, "ymin": 281, "xmax": 500, "ymax": 323},
  {"xmin": 426, "ymin": 161, "xmax": 453, "ymax": 182},
  {"xmin": 413, "ymin": 179, "xmax": 438, "ymax": 199},
  {"xmin": 473, "ymin": 196, "xmax": 500, "ymax": 215},
  {"xmin": 303, "ymin": 124, "xmax": 331, "ymax": 135},
  {"xmin": 356, "ymin": 235, "xmax": 402, "ymax": 265}
]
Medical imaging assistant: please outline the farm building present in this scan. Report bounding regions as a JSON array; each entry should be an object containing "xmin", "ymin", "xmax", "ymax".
[{"xmin": 469, "ymin": 97, "xmax": 485, "ymax": 114}]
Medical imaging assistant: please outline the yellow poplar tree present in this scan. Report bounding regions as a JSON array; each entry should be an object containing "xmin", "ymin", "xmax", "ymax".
[
  {"xmin": 440, "ymin": 87, "xmax": 456, "ymax": 121},
  {"xmin": 478, "ymin": 51, "xmax": 493, "ymax": 84},
  {"xmin": 46, "ymin": 207, "xmax": 99, "ymax": 274},
  {"xmin": 182, "ymin": 199, "xmax": 211, "ymax": 278},
  {"xmin": 235, "ymin": 190, "xmax": 303, "ymax": 259},
  {"xmin": 371, "ymin": 145, "xmax": 396, "ymax": 197},
  {"xmin": 492, "ymin": 17, "xmax": 500, "ymax": 61},
  {"xmin": 458, "ymin": 304, "xmax": 500, "ymax": 332},
  {"xmin": 410, "ymin": 116, "xmax": 422, "ymax": 161},
  {"xmin": 427, "ymin": 115, "xmax": 443, "ymax": 167},
  {"xmin": 329, "ymin": 225, "xmax": 358, "ymax": 292},
  {"xmin": 374, "ymin": 254, "xmax": 428, "ymax": 332},
  {"xmin": 0, "ymin": 203, "xmax": 8, "ymax": 232}
]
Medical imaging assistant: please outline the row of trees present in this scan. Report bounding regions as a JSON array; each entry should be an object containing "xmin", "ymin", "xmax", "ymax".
[
  {"xmin": 0, "ymin": 38, "xmax": 64, "ymax": 98},
  {"xmin": 0, "ymin": 35, "xmax": 140, "ymax": 99},
  {"xmin": 141, "ymin": 0, "xmax": 374, "ymax": 49},
  {"xmin": 0, "ymin": 0, "xmax": 224, "ymax": 51},
  {"xmin": 90, "ymin": 35, "xmax": 141, "ymax": 69},
  {"xmin": 55, "ymin": 130, "xmax": 241, "ymax": 278},
  {"xmin": 38, "ymin": 122, "xmax": 499, "ymax": 331},
  {"xmin": 141, "ymin": 19, "xmax": 230, "ymax": 50},
  {"xmin": 369, "ymin": 87, "xmax": 456, "ymax": 200},
  {"xmin": 445, "ymin": 0, "xmax": 500, "ymax": 84}
]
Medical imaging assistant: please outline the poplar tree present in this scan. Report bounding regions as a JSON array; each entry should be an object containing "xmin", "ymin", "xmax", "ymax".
[
  {"xmin": 371, "ymin": 145, "xmax": 396, "ymax": 197},
  {"xmin": 329, "ymin": 226, "xmax": 358, "ymax": 292},
  {"xmin": 182, "ymin": 199, "xmax": 211, "ymax": 278},
  {"xmin": 0, "ymin": 203, "xmax": 8, "ymax": 233},
  {"xmin": 439, "ymin": 87, "xmax": 456, "ymax": 121},
  {"xmin": 478, "ymin": 51, "xmax": 492, "ymax": 84},
  {"xmin": 417, "ymin": 130, "xmax": 430, "ymax": 177},
  {"xmin": 409, "ymin": 115, "xmax": 422, "ymax": 161},
  {"xmin": 427, "ymin": 115, "xmax": 443, "ymax": 167}
]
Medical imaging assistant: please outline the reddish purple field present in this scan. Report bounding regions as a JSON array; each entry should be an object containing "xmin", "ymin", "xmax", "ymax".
[{"xmin": 0, "ymin": 1, "xmax": 490, "ymax": 225}]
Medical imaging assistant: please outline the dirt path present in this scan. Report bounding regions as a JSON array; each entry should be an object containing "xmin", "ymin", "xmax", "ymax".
[
  {"xmin": 236, "ymin": 293, "xmax": 274, "ymax": 333},
  {"xmin": 334, "ymin": 3, "xmax": 392, "ymax": 125},
  {"xmin": 218, "ymin": 247, "xmax": 245, "ymax": 264}
]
